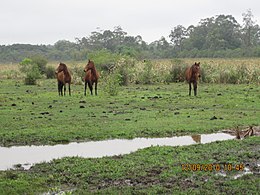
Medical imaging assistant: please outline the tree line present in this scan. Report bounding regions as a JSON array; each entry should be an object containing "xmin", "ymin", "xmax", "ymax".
[{"xmin": 1, "ymin": 10, "xmax": 260, "ymax": 63}]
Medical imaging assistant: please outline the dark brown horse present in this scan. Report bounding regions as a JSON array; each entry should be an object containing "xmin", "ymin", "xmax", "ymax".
[
  {"xmin": 84, "ymin": 60, "xmax": 99, "ymax": 96},
  {"xmin": 55, "ymin": 62, "xmax": 71, "ymax": 96},
  {"xmin": 185, "ymin": 62, "xmax": 201, "ymax": 96}
]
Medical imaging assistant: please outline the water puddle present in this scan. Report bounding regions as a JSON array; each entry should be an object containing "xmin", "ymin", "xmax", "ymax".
[
  {"xmin": 233, "ymin": 167, "xmax": 253, "ymax": 179},
  {"xmin": 0, "ymin": 133, "xmax": 235, "ymax": 170},
  {"xmin": 216, "ymin": 167, "xmax": 253, "ymax": 179}
]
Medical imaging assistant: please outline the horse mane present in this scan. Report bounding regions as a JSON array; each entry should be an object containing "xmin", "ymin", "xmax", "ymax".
[
  {"xmin": 59, "ymin": 63, "xmax": 70, "ymax": 75},
  {"xmin": 86, "ymin": 60, "xmax": 97, "ymax": 76}
]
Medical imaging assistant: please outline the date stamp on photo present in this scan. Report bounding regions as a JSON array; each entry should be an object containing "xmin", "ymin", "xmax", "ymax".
[{"xmin": 181, "ymin": 163, "xmax": 244, "ymax": 172}]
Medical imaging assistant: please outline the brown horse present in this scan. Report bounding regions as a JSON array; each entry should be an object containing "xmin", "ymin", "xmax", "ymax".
[
  {"xmin": 185, "ymin": 62, "xmax": 201, "ymax": 96},
  {"xmin": 84, "ymin": 60, "xmax": 99, "ymax": 96},
  {"xmin": 55, "ymin": 62, "xmax": 71, "ymax": 96}
]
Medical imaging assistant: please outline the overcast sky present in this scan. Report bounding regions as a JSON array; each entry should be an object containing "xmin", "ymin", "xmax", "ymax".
[{"xmin": 1, "ymin": 0, "xmax": 260, "ymax": 45}]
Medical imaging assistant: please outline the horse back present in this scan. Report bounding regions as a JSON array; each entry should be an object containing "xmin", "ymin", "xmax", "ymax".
[
  {"xmin": 64, "ymin": 73, "xmax": 71, "ymax": 84},
  {"xmin": 57, "ymin": 72, "xmax": 71, "ymax": 84}
]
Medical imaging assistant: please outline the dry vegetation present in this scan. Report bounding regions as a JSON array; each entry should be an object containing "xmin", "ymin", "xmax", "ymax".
[{"xmin": 1, "ymin": 58, "xmax": 260, "ymax": 84}]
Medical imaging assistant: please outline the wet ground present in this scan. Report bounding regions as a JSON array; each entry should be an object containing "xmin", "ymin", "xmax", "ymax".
[{"xmin": 0, "ymin": 132, "xmax": 235, "ymax": 170}]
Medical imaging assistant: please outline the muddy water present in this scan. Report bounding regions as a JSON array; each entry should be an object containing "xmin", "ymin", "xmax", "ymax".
[{"xmin": 0, "ymin": 133, "xmax": 235, "ymax": 170}]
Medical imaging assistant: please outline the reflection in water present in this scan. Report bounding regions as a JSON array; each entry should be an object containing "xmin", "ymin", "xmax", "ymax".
[
  {"xmin": 216, "ymin": 167, "xmax": 253, "ymax": 179},
  {"xmin": 191, "ymin": 135, "xmax": 201, "ymax": 143},
  {"xmin": 233, "ymin": 167, "xmax": 253, "ymax": 179},
  {"xmin": 0, "ymin": 133, "xmax": 235, "ymax": 170}
]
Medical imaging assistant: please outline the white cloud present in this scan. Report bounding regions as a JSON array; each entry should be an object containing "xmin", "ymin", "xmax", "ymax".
[{"xmin": 1, "ymin": 0, "xmax": 260, "ymax": 44}]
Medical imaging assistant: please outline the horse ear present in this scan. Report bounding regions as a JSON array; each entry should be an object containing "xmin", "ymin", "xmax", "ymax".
[
  {"xmin": 88, "ymin": 59, "xmax": 90, "ymax": 63},
  {"xmin": 197, "ymin": 62, "xmax": 200, "ymax": 66}
]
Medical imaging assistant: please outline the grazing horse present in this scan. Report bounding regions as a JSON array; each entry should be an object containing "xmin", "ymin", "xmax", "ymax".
[
  {"xmin": 84, "ymin": 60, "xmax": 99, "ymax": 96},
  {"xmin": 185, "ymin": 62, "xmax": 201, "ymax": 96},
  {"xmin": 55, "ymin": 62, "xmax": 71, "ymax": 96}
]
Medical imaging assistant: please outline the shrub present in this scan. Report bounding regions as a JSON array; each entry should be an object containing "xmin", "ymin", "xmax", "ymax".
[
  {"xmin": 167, "ymin": 65, "xmax": 186, "ymax": 82},
  {"xmin": 71, "ymin": 65, "xmax": 85, "ymax": 85},
  {"xmin": 88, "ymin": 49, "xmax": 121, "ymax": 71},
  {"xmin": 30, "ymin": 55, "xmax": 48, "ymax": 74},
  {"xmin": 19, "ymin": 58, "xmax": 42, "ymax": 85},
  {"xmin": 104, "ymin": 73, "xmax": 121, "ymax": 96},
  {"xmin": 45, "ymin": 66, "xmax": 56, "ymax": 79},
  {"xmin": 24, "ymin": 65, "xmax": 41, "ymax": 85},
  {"xmin": 165, "ymin": 59, "xmax": 186, "ymax": 83},
  {"xmin": 139, "ymin": 60, "xmax": 154, "ymax": 84},
  {"xmin": 114, "ymin": 57, "xmax": 136, "ymax": 86}
]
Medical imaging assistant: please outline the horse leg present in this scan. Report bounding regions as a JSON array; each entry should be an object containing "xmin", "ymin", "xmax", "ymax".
[
  {"xmin": 84, "ymin": 81, "xmax": 87, "ymax": 96},
  {"xmin": 58, "ymin": 81, "xmax": 62, "ymax": 96},
  {"xmin": 58, "ymin": 82, "xmax": 60, "ymax": 96},
  {"xmin": 60, "ymin": 83, "xmax": 64, "ymax": 96},
  {"xmin": 194, "ymin": 81, "xmax": 197, "ymax": 96},
  {"xmin": 95, "ymin": 81, "xmax": 98, "ymax": 95},
  {"xmin": 64, "ymin": 83, "xmax": 66, "ymax": 96},
  {"xmin": 189, "ymin": 82, "xmax": 192, "ymax": 96},
  {"xmin": 88, "ymin": 81, "xmax": 93, "ymax": 95},
  {"xmin": 68, "ymin": 83, "xmax": 71, "ymax": 96}
]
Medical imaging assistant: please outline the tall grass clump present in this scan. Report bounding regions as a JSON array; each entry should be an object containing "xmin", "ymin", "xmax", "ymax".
[
  {"xmin": 70, "ymin": 65, "xmax": 85, "ymax": 85},
  {"xmin": 112, "ymin": 57, "xmax": 136, "ymax": 86},
  {"xmin": 104, "ymin": 73, "xmax": 121, "ymax": 96},
  {"xmin": 201, "ymin": 59, "xmax": 260, "ymax": 84},
  {"xmin": 165, "ymin": 59, "xmax": 187, "ymax": 83},
  {"xmin": 0, "ymin": 70, "xmax": 20, "ymax": 79},
  {"xmin": 139, "ymin": 60, "xmax": 153, "ymax": 84},
  {"xmin": 135, "ymin": 60, "xmax": 156, "ymax": 84}
]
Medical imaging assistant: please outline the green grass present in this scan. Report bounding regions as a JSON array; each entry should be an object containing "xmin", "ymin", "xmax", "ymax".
[
  {"xmin": 0, "ymin": 137, "xmax": 259, "ymax": 194},
  {"xmin": 0, "ymin": 79, "xmax": 259, "ymax": 194},
  {"xmin": 0, "ymin": 79, "xmax": 259, "ymax": 146}
]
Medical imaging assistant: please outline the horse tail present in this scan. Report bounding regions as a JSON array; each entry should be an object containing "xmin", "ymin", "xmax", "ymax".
[{"xmin": 96, "ymin": 71, "xmax": 100, "ymax": 80}]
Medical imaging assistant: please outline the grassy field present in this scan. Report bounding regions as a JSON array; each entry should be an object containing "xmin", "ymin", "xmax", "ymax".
[
  {"xmin": 0, "ymin": 58, "xmax": 260, "ymax": 194},
  {"xmin": 0, "ymin": 79, "xmax": 259, "ymax": 146}
]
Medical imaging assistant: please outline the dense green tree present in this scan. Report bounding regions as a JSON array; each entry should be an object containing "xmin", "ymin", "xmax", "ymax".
[
  {"xmin": 184, "ymin": 15, "xmax": 241, "ymax": 50},
  {"xmin": 169, "ymin": 25, "xmax": 187, "ymax": 51},
  {"xmin": 2, "ymin": 11, "xmax": 260, "ymax": 62},
  {"xmin": 206, "ymin": 15, "xmax": 241, "ymax": 50},
  {"xmin": 242, "ymin": 9, "xmax": 260, "ymax": 47}
]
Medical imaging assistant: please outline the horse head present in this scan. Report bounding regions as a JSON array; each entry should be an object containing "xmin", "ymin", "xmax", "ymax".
[
  {"xmin": 84, "ymin": 60, "xmax": 95, "ymax": 72},
  {"xmin": 193, "ymin": 62, "xmax": 201, "ymax": 78},
  {"xmin": 55, "ymin": 62, "xmax": 67, "ymax": 74}
]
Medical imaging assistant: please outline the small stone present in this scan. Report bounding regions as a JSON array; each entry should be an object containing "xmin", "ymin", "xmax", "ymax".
[{"xmin": 210, "ymin": 116, "xmax": 218, "ymax": 120}]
